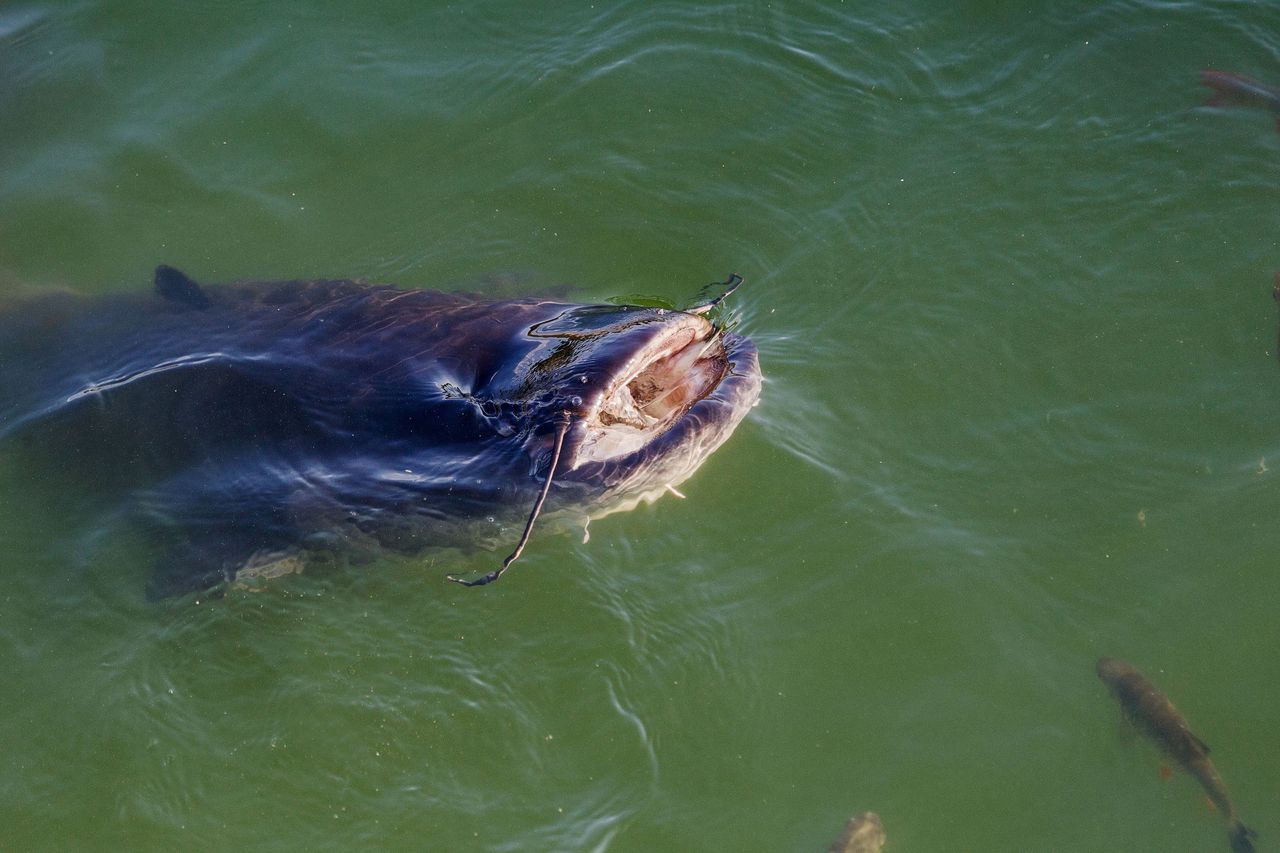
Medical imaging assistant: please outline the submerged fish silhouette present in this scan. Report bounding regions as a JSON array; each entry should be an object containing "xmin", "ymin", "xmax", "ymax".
[
  {"xmin": 0, "ymin": 267, "xmax": 761, "ymax": 596},
  {"xmin": 827, "ymin": 811, "xmax": 884, "ymax": 853},
  {"xmin": 1097, "ymin": 657, "xmax": 1256, "ymax": 853},
  {"xmin": 1200, "ymin": 70, "xmax": 1280, "ymax": 131}
]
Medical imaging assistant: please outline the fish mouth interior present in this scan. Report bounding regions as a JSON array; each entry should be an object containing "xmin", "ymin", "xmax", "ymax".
[{"xmin": 578, "ymin": 317, "xmax": 727, "ymax": 464}]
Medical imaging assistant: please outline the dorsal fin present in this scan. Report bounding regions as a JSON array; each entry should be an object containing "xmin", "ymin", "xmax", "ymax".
[{"xmin": 154, "ymin": 264, "xmax": 210, "ymax": 309}]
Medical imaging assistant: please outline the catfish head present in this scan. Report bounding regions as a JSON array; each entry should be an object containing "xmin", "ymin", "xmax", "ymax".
[{"xmin": 413, "ymin": 281, "xmax": 761, "ymax": 584}]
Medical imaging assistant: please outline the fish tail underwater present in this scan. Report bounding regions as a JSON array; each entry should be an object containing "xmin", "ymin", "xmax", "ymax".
[{"xmin": 1229, "ymin": 820, "xmax": 1258, "ymax": 853}]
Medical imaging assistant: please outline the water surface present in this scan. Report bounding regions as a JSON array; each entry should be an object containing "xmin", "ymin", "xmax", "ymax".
[{"xmin": 3, "ymin": 1, "xmax": 1279, "ymax": 849}]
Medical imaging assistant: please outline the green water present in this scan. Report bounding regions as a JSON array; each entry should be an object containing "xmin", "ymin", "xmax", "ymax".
[{"xmin": 2, "ymin": 1, "xmax": 1278, "ymax": 850}]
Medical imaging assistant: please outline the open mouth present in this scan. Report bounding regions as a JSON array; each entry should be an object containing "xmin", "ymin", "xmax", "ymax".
[
  {"xmin": 450, "ymin": 288, "xmax": 759, "ymax": 589},
  {"xmin": 578, "ymin": 315, "xmax": 728, "ymax": 464}
]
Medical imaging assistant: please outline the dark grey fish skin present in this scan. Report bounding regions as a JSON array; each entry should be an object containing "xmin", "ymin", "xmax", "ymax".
[
  {"xmin": 0, "ymin": 267, "xmax": 761, "ymax": 596},
  {"xmin": 1201, "ymin": 70, "xmax": 1280, "ymax": 121},
  {"xmin": 1097, "ymin": 657, "xmax": 1256, "ymax": 853},
  {"xmin": 827, "ymin": 811, "xmax": 884, "ymax": 853}
]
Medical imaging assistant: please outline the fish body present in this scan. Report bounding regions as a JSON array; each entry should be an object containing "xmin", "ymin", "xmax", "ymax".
[
  {"xmin": 828, "ymin": 811, "xmax": 884, "ymax": 853},
  {"xmin": 1096, "ymin": 657, "xmax": 1255, "ymax": 853},
  {"xmin": 0, "ymin": 266, "xmax": 761, "ymax": 596},
  {"xmin": 1201, "ymin": 70, "xmax": 1280, "ymax": 127}
]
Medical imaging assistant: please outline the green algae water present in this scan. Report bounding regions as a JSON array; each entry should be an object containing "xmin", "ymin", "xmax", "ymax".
[{"xmin": 3, "ymin": 1, "xmax": 1279, "ymax": 850}]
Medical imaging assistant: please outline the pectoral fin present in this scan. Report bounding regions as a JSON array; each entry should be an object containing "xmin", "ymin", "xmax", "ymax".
[{"xmin": 146, "ymin": 526, "xmax": 282, "ymax": 600}]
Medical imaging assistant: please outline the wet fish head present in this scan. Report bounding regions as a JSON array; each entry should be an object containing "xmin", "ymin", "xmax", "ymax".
[
  {"xmin": 480, "ymin": 301, "xmax": 761, "ymax": 517},
  {"xmin": 1096, "ymin": 656, "xmax": 1149, "ymax": 702}
]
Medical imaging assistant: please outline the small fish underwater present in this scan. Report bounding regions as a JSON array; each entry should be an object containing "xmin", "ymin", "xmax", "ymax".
[
  {"xmin": 1200, "ymin": 69, "xmax": 1280, "ymax": 131},
  {"xmin": 1097, "ymin": 657, "xmax": 1256, "ymax": 853},
  {"xmin": 827, "ymin": 811, "xmax": 885, "ymax": 853},
  {"xmin": 0, "ymin": 266, "xmax": 762, "ymax": 598}
]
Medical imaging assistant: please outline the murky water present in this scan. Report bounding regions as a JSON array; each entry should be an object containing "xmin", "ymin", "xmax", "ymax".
[{"xmin": 3, "ymin": 1, "xmax": 1278, "ymax": 849}]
